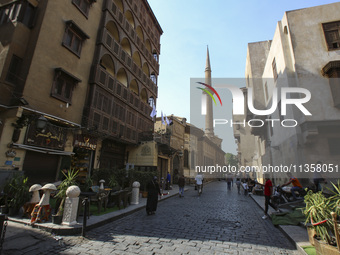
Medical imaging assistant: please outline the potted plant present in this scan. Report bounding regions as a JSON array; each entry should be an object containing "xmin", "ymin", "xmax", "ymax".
[
  {"xmin": 328, "ymin": 181, "xmax": 340, "ymax": 215},
  {"xmin": 53, "ymin": 169, "xmax": 78, "ymax": 224},
  {"xmin": 5, "ymin": 173, "xmax": 30, "ymax": 216},
  {"xmin": 113, "ymin": 168, "xmax": 128, "ymax": 189},
  {"xmin": 108, "ymin": 175, "xmax": 120, "ymax": 191},
  {"xmin": 0, "ymin": 178, "xmax": 11, "ymax": 214},
  {"xmin": 80, "ymin": 176, "xmax": 93, "ymax": 192},
  {"xmin": 303, "ymin": 182, "xmax": 340, "ymax": 255}
]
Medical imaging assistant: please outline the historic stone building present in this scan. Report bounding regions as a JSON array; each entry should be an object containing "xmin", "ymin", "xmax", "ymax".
[
  {"xmin": 0, "ymin": 0, "xmax": 162, "ymax": 184},
  {"xmin": 237, "ymin": 2, "xmax": 340, "ymax": 185},
  {"xmin": 185, "ymin": 122, "xmax": 225, "ymax": 180},
  {"xmin": 127, "ymin": 48, "xmax": 226, "ymax": 183},
  {"xmin": 128, "ymin": 114, "xmax": 225, "ymax": 183},
  {"xmin": 126, "ymin": 115, "xmax": 185, "ymax": 182}
]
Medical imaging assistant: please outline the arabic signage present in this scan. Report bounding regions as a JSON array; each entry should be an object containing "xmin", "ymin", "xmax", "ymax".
[
  {"xmin": 73, "ymin": 134, "xmax": 97, "ymax": 150},
  {"xmin": 25, "ymin": 121, "xmax": 66, "ymax": 150}
]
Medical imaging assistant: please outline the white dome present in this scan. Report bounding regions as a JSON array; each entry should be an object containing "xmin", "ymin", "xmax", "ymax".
[
  {"xmin": 132, "ymin": 181, "xmax": 140, "ymax": 188},
  {"xmin": 66, "ymin": 185, "xmax": 81, "ymax": 198},
  {"xmin": 41, "ymin": 183, "xmax": 57, "ymax": 191},
  {"xmin": 29, "ymin": 184, "xmax": 42, "ymax": 192}
]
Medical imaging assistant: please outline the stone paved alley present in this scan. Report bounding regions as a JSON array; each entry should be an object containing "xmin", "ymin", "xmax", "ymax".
[{"xmin": 3, "ymin": 181, "xmax": 298, "ymax": 255}]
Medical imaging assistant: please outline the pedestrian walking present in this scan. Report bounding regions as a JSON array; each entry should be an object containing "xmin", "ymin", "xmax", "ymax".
[
  {"xmin": 236, "ymin": 178, "xmax": 241, "ymax": 194},
  {"xmin": 242, "ymin": 181, "xmax": 248, "ymax": 196},
  {"xmin": 146, "ymin": 176, "xmax": 162, "ymax": 215},
  {"xmin": 160, "ymin": 177, "xmax": 165, "ymax": 194},
  {"xmin": 195, "ymin": 174, "xmax": 204, "ymax": 195},
  {"xmin": 258, "ymin": 174, "xmax": 279, "ymax": 219},
  {"xmin": 166, "ymin": 171, "xmax": 171, "ymax": 190},
  {"xmin": 178, "ymin": 174, "xmax": 185, "ymax": 197},
  {"xmin": 227, "ymin": 174, "xmax": 233, "ymax": 190}
]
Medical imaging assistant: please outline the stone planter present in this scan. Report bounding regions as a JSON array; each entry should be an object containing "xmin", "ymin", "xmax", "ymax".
[
  {"xmin": 314, "ymin": 238, "xmax": 340, "ymax": 255},
  {"xmin": 307, "ymin": 226, "xmax": 316, "ymax": 246},
  {"xmin": 52, "ymin": 215, "xmax": 63, "ymax": 225}
]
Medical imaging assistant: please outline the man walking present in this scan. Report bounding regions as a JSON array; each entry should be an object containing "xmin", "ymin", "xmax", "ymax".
[
  {"xmin": 166, "ymin": 171, "xmax": 171, "ymax": 190},
  {"xmin": 195, "ymin": 174, "xmax": 204, "ymax": 195},
  {"xmin": 258, "ymin": 175, "xmax": 279, "ymax": 220},
  {"xmin": 178, "ymin": 174, "xmax": 185, "ymax": 197}
]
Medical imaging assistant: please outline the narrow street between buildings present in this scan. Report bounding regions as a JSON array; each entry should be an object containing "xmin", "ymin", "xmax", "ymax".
[{"xmin": 3, "ymin": 181, "xmax": 298, "ymax": 255}]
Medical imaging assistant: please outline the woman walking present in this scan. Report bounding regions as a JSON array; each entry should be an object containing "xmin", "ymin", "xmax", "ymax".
[{"xmin": 146, "ymin": 176, "xmax": 161, "ymax": 215}]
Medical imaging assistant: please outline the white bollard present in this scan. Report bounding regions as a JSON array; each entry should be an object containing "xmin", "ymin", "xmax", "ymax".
[
  {"xmin": 131, "ymin": 181, "xmax": 140, "ymax": 205},
  {"xmin": 62, "ymin": 185, "xmax": 80, "ymax": 226}
]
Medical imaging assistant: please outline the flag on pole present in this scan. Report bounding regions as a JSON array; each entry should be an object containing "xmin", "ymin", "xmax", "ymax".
[
  {"xmin": 150, "ymin": 103, "xmax": 157, "ymax": 118},
  {"xmin": 161, "ymin": 112, "xmax": 165, "ymax": 125},
  {"xmin": 165, "ymin": 114, "xmax": 170, "ymax": 125}
]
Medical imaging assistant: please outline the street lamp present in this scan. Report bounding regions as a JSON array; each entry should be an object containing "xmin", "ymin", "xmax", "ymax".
[{"xmin": 36, "ymin": 116, "xmax": 48, "ymax": 130}]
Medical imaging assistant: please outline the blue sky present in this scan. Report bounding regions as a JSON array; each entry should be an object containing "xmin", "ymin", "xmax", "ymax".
[{"xmin": 147, "ymin": 0, "xmax": 340, "ymax": 154}]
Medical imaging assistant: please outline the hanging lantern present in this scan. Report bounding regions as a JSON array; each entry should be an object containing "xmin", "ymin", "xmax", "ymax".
[{"xmin": 36, "ymin": 116, "xmax": 48, "ymax": 130}]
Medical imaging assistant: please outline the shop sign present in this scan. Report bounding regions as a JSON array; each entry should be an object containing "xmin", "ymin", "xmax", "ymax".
[
  {"xmin": 25, "ymin": 122, "xmax": 66, "ymax": 150},
  {"xmin": 74, "ymin": 135, "xmax": 97, "ymax": 150}
]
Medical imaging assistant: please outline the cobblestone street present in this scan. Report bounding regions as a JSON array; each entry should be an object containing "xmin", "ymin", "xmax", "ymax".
[{"xmin": 4, "ymin": 181, "xmax": 299, "ymax": 254}]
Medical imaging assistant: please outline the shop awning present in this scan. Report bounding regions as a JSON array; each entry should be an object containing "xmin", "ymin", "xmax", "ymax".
[{"xmin": 12, "ymin": 143, "xmax": 74, "ymax": 156}]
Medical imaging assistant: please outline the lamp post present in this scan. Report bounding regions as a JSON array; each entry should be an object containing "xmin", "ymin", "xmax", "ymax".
[{"xmin": 11, "ymin": 114, "xmax": 48, "ymax": 143}]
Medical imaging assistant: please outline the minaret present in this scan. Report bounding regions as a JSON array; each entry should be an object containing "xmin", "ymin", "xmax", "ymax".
[{"xmin": 204, "ymin": 46, "xmax": 214, "ymax": 137}]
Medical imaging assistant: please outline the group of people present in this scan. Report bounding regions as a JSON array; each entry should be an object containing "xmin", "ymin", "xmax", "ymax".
[
  {"xmin": 234, "ymin": 177, "xmax": 259, "ymax": 195},
  {"xmin": 146, "ymin": 169, "xmax": 326, "ymax": 219},
  {"xmin": 255, "ymin": 171, "xmax": 327, "ymax": 220},
  {"xmin": 231, "ymin": 173, "xmax": 308, "ymax": 220}
]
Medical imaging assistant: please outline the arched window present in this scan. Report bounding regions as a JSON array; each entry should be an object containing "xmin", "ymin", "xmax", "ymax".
[
  {"xmin": 113, "ymin": 0, "xmax": 123, "ymax": 12},
  {"xmin": 150, "ymin": 72, "xmax": 156, "ymax": 84},
  {"xmin": 129, "ymin": 79, "xmax": 139, "ymax": 95},
  {"xmin": 149, "ymin": 96, "xmax": 155, "ymax": 107},
  {"xmin": 142, "ymin": 63, "xmax": 150, "ymax": 76},
  {"xmin": 152, "ymin": 50, "xmax": 158, "ymax": 62},
  {"xmin": 132, "ymin": 51, "xmax": 142, "ymax": 67},
  {"xmin": 117, "ymin": 68, "xmax": 128, "ymax": 87},
  {"xmin": 100, "ymin": 54, "xmax": 115, "ymax": 76},
  {"xmin": 136, "ymin": 26, "xmax": 144, "ymax": 41},
  {"xmin": 106, "ymin": 21, "xmax": 119, "ymax": 42},
  {"xmin": 121, "ymin": 38, "xmax": 131, "ymax": 56},
  {"xmin": 145, "ymin": 39, "xmax": 152, "ymax": 53},
  {"xmin": 141, "ymin": 88, "xmax": 147, "ymax": 103},
  {"xmin": 125, "ymin": 10, "xmax": 135, "ymax": 28}
]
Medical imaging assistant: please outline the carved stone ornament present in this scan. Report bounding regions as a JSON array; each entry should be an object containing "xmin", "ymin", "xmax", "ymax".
[
  {"xmin": 29, "ymin": 184, "xmax": 42, "ymax": 203},
  {"xmin": 66, "ymin": 185, "xmax": 81, "ymax": 198},
  {"xmin": 132, "ymin": 181, "xmax": 140, "ymax": 188},
  {"xmin": 141, "ymin": 145, "xmax": 151, "ymax": 156},
  {"xmin": 5, "ymin": 150, "xmax": 16, "ymax": 157}
]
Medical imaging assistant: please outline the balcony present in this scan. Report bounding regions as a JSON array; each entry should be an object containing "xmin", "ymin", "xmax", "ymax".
[
  {"xmin": 103, "ymin": 2, "xmax": 160, "ymax": 73},
  {"xmin": 99, "ymin": 28, "xmax": 158, "ymax": 97},
  {"xmin": 139, "ymin": 131, "xmax": 170, "ymax": 146},
  {"xmin": 90, "ymin": 65, "xmax": 153, "ymax": 119}
]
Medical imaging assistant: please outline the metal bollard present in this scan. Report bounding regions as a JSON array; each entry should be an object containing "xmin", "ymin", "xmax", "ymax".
[
  {"xmin": 81, "ymin": 197, "xmax": 88, "ymax": 237},
  {"xmin": 0, "ymin": 214, "xmax": 8, "ymax": 254}
]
